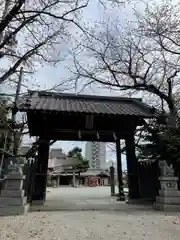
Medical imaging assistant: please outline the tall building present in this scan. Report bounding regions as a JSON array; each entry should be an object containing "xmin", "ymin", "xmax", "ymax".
[{"xmin": 85, "ymin": 142, "xmax": 106, "ymax": 170}]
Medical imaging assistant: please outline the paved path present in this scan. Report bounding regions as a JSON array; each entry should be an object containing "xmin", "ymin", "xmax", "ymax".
[
  {"xmin": 31, "ymin": 186, "xmax": 134, "ymax": 211},
  {"xmin": 47, "ymin": 186, "xmax": 128, "ymax": 198},
  {"xmin": 1, "ymin": 187, "xmax": 180, "ymax": 239}
]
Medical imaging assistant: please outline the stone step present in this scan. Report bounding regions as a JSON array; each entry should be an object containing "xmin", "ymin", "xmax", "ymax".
[
  {"xmin": 5, "ymin": 174, "xmax": 25, "ymax": 180},
  {"xmin": 1, "ymin": 190, "xmax": 24, "ymax": 198},
  {"xmin": 126, "ymin": 198, "xmax": 153, "ymax": 205},
  {"xmin": 159, "ymin": 190, "xmax": 180, "ymax": 197},
  {"xmin": 153, "ymin": 202, "xmax": 180, "ymax": 212},
  {"xmin": 0, "ymin": 204, "xmax": 29, "ymax": 216},
  {"xmin": 4, "ymin": 180, "xmax": 23, "ymax": 190},
  {"xmin": 156, "ymin": 196, "xmax": 180, "ymax": 205},
  {"xmin": 0, "ymin": 197, "xmax": 27, "ymax": 206},
  {"xmin": 159, "ymin": 176, "xmax": 178, "ymax": 181}
]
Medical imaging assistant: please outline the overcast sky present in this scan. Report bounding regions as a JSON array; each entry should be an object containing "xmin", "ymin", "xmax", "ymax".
[
  {"xmin": 22, "ymin": 0, "xmax": 145, "ymax": 170},
  {"xmin": 2, "ymin": 0, "xmax": 154, "ymax": 169}
]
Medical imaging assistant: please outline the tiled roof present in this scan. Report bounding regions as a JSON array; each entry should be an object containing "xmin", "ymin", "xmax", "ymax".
[{"xmin": 16, "ymin": 91, "xmax": 158, "ymax": 117}]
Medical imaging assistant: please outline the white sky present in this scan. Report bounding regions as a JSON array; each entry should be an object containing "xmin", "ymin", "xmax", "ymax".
[{"xmin": 21, "ymin": 0, "xmax": 143, "ymax": 170}]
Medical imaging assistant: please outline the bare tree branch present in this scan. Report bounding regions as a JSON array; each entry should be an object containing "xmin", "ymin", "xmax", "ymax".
[
  {"xmin": 67, "ymin": 1, "xmax": 180, "ymax": 115},
  {"xmin": 0, "ymin": 0, "xmax": 91, "ymax": 84}
]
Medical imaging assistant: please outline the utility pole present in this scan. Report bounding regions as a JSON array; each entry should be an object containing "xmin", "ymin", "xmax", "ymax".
[{"xmin": 12, "ymin": 67, "xmax": 23, "ymax": 158}]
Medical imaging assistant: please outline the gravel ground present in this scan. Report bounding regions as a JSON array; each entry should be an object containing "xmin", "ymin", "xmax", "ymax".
[{"xmin": 0, "ymin": 210, "xmax": 180, "ymax": 240}]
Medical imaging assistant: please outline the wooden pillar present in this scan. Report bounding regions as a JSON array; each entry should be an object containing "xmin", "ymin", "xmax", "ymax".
[
  {"xmin": 110, "ymin": 166, "xmax": 115, "ymax": 196},
  {"xmin": 32, "ymin": 138, "xmax": 50, "ymax": 204},
  {"xmin": 72, "ymin": 171, "xmax": 76, "ymax": 187},
  {"xmin": 116, "ymin": 139, "xmax": 125, "ymax": 201},
  {"xmin": 125, "ymin": 134, "xmax": 139, "ymax": 199}
]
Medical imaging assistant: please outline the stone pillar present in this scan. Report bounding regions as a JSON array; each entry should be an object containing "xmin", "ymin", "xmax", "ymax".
[
  {"xmin": 31, "ymin": 139, "xmax": 50, "ymax": 205},
  {"xmin": 0, "ymin": 165, "xmax": 29, "ymax": 216},
  {"xmin": 110, "ymin": 166, "xmax": 115, "ymax": 196},
  {"xmin": 116, "ymin": 139, "xmax": 125, "ymax": 201},
  {"xmin": 57, "ymin": 175, "xmax": 60, "ymax": 187},
  {"xmin": 72, "ymin": 171, "xmax": 76, "ymax": 187},
  {"xmin": 125, "ymin": 134, "xmax": 139, "ymax": 200},
  {"xmin": 154, "ymin": 160, "xmax": 180, "ymax": 211}
]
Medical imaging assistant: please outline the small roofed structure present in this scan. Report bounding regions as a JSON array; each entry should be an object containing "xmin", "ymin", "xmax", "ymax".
[
  {"xmin": 16, "ymin": 90, "xmax": 159, "ymax": 142},
  {"xmin": 15, "ymin": 90, "xmax": 160, "ymax": 204}
]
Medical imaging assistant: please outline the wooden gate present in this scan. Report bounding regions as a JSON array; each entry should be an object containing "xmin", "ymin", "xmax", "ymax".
[
  {"xmin": 138, "ymin": 161, "xmax": 160, "ymax": 201},
  {"xmin": 23, "ymin": 158, "xmax": 37, "ymax": 203}
]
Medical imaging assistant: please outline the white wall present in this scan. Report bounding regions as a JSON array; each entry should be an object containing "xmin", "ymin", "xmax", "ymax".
[{"xmin": 48, "ymin": 148, "xmax": 75, "ymax": 168}]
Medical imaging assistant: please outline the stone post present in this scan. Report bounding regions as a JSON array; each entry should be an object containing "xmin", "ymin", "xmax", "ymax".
[
  {"xmin": 32, "ymin": 139, "xmax": 50, "ymax": 204},
  {"xmin": 0, "ymin": 164, "xmax": 29, "ymax": 216},
  {"xmin": 57, "ymin": 175, "xmax": 60, "ymax": 187},
  {"xmin": 73, "ymin": 171, "xmax": 76, "ymax": 187},
  {"xmin": 153, "ymin": 160, "xmax": 180, "ymax": 211},
  {"xmin": 110, "ymin": 166, "xmax": 115, "ymax": 196}
]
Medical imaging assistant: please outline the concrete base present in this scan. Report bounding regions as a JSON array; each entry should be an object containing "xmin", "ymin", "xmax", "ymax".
[
  {"xmin": 31, "ymin": 200, "xmax": 45, "ymax": 206},
  {"xmin": 116, "ymin": 195, "xmax": 125, "ymax": 201},
  {"xmin": 126, "ymin": 198, "xmax": 153, "ymax": 205},
  {"xmin": 1, "ymin": 190, "xmax": 25, "ymax": 198},
  {"xmin": 0, "ymin": 204, "xmax": 29, "ymax": 216},
  {"xmin": 29, "ymin": 202, "xmax": 152, "ymax": 212},
  {"xmin": 153, "ymin": 202, "xmax": 180, "ymax": 212},
  {"xmin": 111, "ymin": 193, "xmax": 116, "ymax": 197},
  {"xmin": 156, "ymin": 196, "xmax": 180, "ymax": 205},
  {"xmin": 0, "ymin": 197, "xmax": 26, "ymax": 206},
  {"xmin": 159, "ymin": 190, "xmax": 180, "ymax": 197}
]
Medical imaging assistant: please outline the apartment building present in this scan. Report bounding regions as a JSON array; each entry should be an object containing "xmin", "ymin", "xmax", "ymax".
[{"xmin": 85, "ymin": 142, "xmax": 106, "ymax": 170}]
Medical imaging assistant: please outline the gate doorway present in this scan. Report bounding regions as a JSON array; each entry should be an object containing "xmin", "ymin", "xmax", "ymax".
[{"xmin": 16, "ymin": 91, "xmax": 159, "ymax": 208}]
